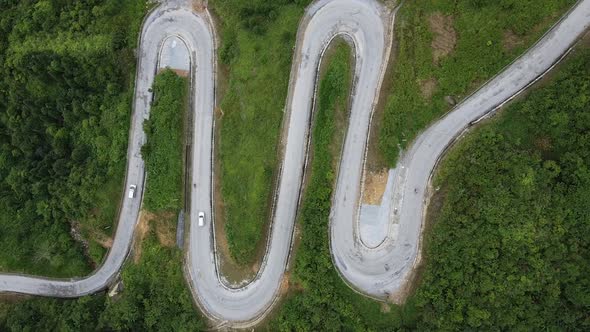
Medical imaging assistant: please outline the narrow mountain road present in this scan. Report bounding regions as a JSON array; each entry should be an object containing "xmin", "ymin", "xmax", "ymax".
[{"xmin": 1, "ymin": 0, "xmax": 589, "ymax": 329}]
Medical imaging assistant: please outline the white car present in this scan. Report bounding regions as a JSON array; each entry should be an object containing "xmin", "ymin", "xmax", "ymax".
[
  {"xmin": 128, "ymin": 185, "xmax": 137, "ymax": 199},
  {"xmin": 198, "ymin": 211, "xmax": 205, "ymax": 227}
]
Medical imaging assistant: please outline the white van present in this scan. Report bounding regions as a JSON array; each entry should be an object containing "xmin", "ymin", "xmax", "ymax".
[
  {"xmin": 198, "ymin": 211, "xmax": 205, "ymax": 227},
  {"xmin": 128, "ymin": 185, "xmax": 137, "ymax": 199}
]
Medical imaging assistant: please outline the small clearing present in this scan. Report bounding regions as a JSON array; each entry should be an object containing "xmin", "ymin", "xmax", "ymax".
[
  {"xmin": 362, "ymin": 169, "xmax": 389, "ymax": 205},
  {"xmin": 502, "ymin": 30, "xmax": 525, "ymax": 51},
  {"xmin": 419, "ymin": 77, "xmax": 437, "ymax": 100},
  {"xmin": 133, "ymin": 210, "xmax": 176, "ymax": 262},
  {"xmin": 429, "ymin": 12, "xmax": 457, "ymax": 65},
  {"xmin": 133, "ymin": 211, "xmax": 152, "ymax": 262},
  {"xmin": 92, "ymin": 231, "xmax": 113, "ymax": 249},
  {"xmin": 534, "ymin": 136, "xmax": 552, "ymax": 151}
]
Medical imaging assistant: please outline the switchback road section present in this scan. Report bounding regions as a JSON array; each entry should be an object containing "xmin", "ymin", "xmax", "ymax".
[{"xmin": 1, "ymin": 0, "xmax": 589, "ymax": 329}]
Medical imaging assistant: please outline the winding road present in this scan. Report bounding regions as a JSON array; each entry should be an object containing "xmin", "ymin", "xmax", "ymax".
[{"xmin": 1, "ymin": 0, "xmax": 589, "ymax": 328}]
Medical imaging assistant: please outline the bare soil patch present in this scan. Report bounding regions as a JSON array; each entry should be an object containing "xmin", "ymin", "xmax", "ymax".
[
  {"xmin": 132, "ymin": 210, "xmax": 176, "ymax": 262},
  {"xmin": 279, "ymin": 272, "xmax": 291, "ymax": 295},
  {"xmin": 92, "ymin": 231, "xmax": 113, "ymax": 249},
  {"xmin": 192, "ymin": 0, "xmax": 207, "ymax": 12},
  {"xmin": 155, "ymin": 215, "xmax": 176, "ymax": 247},
  {"xmin": 133, "ymin": 211, "xmax": 152, "ymax": 262},
  {"xmin": 362, "ymin": 169, "xmax": 389, "ymax": 205},
  {"xmin": 429, "ymin": 12, "xmax": 457, "ymax": 65},
  {"xmin": 157, "ymin": 68, "xmax": 189, "ymax": 77},
  {"xmin": 534, "ymin": 136, "xmax": 552, "ymax": 151},
  {"xmin": 502, "ymin": 30, "xmax": 525, "ymax": 51},
  {"xmin": 419, "ymin": 77, "xmax": 437, "ymax": 100}
]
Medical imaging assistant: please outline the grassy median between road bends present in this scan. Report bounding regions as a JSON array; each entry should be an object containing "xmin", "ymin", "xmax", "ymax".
[
  {"xmin": 141, "ymin": 69, "xmax": 188, "ymax": 212},
  {"xmin": 211, "ymin": 0, "xmax": 313, "ymax": 264},
  {"xmin": 378, "ymin": 0, "xmax": 576, "ymax": 166},
  {"xmin": 411, "ymin": 45, "xmax": 590, "ymax": 331},
  {"xmin": 270, "ymin": 43, "xmax": 416, "ymax": 331}
]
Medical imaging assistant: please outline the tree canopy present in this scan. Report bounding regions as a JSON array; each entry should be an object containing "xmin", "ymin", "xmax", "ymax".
[{"xmin": 0, "ymin": 0, "xmax": 146, "ymax": 276}]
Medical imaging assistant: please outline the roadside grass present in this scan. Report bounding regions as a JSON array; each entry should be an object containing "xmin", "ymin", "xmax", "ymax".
[
  {"xmin": 141, "ymin": 70, "xmax": 188, "ymax": 212},
  {"xmin": 211, "ymin": 0, "xmax": 313, "ymax": 264},
  {"xmin": 377, "ymin": 0, "xmax": 576, "ymax": 165}
]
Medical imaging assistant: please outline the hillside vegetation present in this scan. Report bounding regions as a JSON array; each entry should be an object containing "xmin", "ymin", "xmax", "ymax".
[
  {"xmin": 412, "ymin": 43, "xmax": 590, "ymax": 330},
  {"xmin": 142, "ymin": 69, "xmax": 187, "ymax": 212},
  {"xmin": 0, "ymin": 0, "xmax": 148, "ymax": 276},
  {"xmin": 0, "ymin": 70, "xmax": 203, "ymax": 332}
]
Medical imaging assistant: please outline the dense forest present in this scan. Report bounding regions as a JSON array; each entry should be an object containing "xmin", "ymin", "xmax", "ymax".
[
  {"xmin": 1, "ymin": 70, "xmax": 202, "ymax": 331},
  {"xmin": 0, "ymin": 0, "xmax": 147, "ymax": 276},
  {"xmin": 412, "ymin": 45, "xmax": 590, "ymax": 330},
  {"xmin": 0, "ymin": 232, "xmax": 202, "ymax": 331}
]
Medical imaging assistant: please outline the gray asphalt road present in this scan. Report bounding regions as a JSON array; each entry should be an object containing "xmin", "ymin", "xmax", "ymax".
[{"xmin": 1, "ymin": 0, "xmax": 589, "ymax": 329}]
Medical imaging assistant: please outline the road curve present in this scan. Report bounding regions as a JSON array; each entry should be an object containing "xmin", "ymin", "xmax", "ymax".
[
  {"xmin": 187, "ymin": 0, "xmax": 393, "ymax": 325},
  {"xmin": 1, "ymin": 0, "xmax": 589, "ymax": 328},
  {"xmin": 332, "ymin": 0, "xmax": 590, "ymax": 301}
]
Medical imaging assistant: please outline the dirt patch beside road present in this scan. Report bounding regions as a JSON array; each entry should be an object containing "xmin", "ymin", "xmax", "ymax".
[
  {"xmin": 158, "ymin": 68, "xmax": 189, "ymax": 77},
  {"xmin": 362, "ymin": 169, "xmax": 389, "ymax": 205},
  {"xmin": 502, "ymin": 30, "xmax": 525, "ymax": 51}
]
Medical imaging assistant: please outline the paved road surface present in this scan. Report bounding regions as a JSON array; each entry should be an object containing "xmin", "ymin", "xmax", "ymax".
[{"xmin": 1, "ymin": 0, "xmax": 589, "ymax": 328}]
